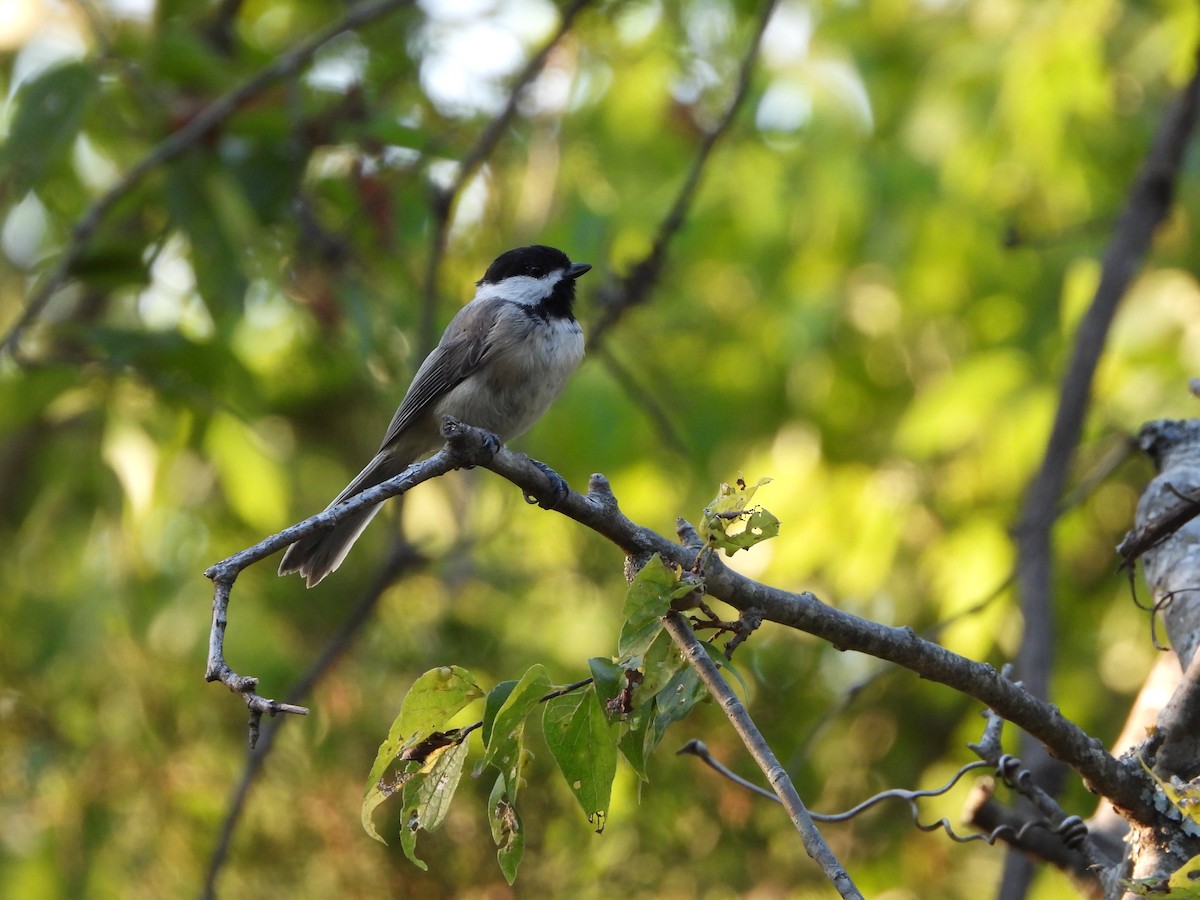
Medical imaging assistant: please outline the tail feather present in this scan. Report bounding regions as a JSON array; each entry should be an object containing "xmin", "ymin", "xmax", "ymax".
[{"xmin": 278, "ymin": 452, "xmax": 409, "ymax": 587}]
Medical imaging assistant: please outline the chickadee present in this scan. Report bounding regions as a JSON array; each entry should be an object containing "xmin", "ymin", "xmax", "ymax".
[{"xmin": 279, "ymin": 244, "xmax": 591, "ymax": 587}]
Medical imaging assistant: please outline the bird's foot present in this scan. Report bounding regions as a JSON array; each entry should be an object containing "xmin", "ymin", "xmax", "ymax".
[{"xmin": 524, "ymin": 459, "xmax": 569, "ymax": 510}]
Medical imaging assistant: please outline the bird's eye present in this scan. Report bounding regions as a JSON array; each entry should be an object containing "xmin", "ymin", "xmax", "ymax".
[{"xmin": 528, "ymin": 268, "xmax": 544, "ymax": 278}]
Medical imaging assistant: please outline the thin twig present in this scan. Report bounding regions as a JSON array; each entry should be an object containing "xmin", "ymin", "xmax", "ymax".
[
  {"xmin": 593, "ymin": 344, "xmax": 690, "ymax": 456},
  {"xmin": 969, "ymin": 709, "xmax": 1113, "ymax": 881},
  {"xmin": 589, "ymin": 0, "xmax": 778, "ymax": 344},
  {"xmin": 662, "ymin": 611, "xmax": 862, "ymax": 899},
  {"xmin": 680, "ymin": 739, "xmax": 1065, "ymax": 846},
  {"xmin": 1, "ymin": 0, "xmax": 415, "ymax": 361},
  {"xmin": 201, "ymin": 538, "xmax": 424, "ymax": 900},
  {"xmin": 1013, "ymin": 39, "xmax": 1200, "ymax": 715},
  {"xmin": 203, "ymin": 418, "xmax": 503, "ymax": 740},
  {"xmin": 206, "ymin": 422, "xmax": 1153, "ymax": 826}
]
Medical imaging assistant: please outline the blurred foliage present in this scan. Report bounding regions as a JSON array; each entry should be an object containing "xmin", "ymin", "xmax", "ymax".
[{"xmin": 1, "ymin": 0, "xmax": 1199, "ymax": 896}]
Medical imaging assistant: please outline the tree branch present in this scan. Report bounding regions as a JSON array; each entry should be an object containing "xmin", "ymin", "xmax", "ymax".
[
  {"xmin": 470, "ymin": 432, "xmax": 1154, "ymax": 821},
  {"xmin": 211, "ymin": 421, "xmax": 1154, "ymax": 820},
  {"xmin": 1004, "ymin": 43, "xmax": 1200, "ymax": 899},
  {"xmin": 201, "ymin": 538, "xmax": 424, "ymax": 898},
  {"xmin": 662, "ymin": 611, "xmax": 863, "ymax": 899},
  {"xmin": 203, "ymin": 418, "xmax": 498, "ymax": 741}
]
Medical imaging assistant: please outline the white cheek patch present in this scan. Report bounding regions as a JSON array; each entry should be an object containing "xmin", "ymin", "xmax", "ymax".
[{"xmin": 474, "ymin": 270, "xmax": 564, "ymax": 307}]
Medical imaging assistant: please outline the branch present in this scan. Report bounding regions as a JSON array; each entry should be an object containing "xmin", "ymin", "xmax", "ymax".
[
  {"xmin": 1016, "ymin": 41, "xmax": 1200, "ymax": 598},
  {"xmin": 969, "ymin": 707, "xmax": 1111, "ymax": 875},
  {"xmin": 683, "ymin": 736, "xmax": 1099, "ymax": 867},
  {"xmin": 202, "ymin": 538, "xmax": 424, "ymax": 898},
  {"xmin": 662, "ymin": 611, "xmax": 863, "ymax": 899},
  {"xmin": 1005, "ymin": 45, "xmax": 1200, "ymax": 897},
  {"xmin": 209, "ymin": 422, "xmax": 1152, "ymax": 821},
  {"xmin": 1148, "ymin": 643, "xmax": 1200, "ymax": 778},
  {"xmin": 1124, "ymin": 418, "xmax": 1200, "ymax": 666},
  {"xmin": 461, "ymin": 432, "xmax": 1154, "ymax": 822},
  {"xmin": 1, "ymin": 0, "xmax": 416, "ymax": 361},
  {"xmin": 203, "ymin": 418, "xmax": 499, "ymax": 742},
  {"xmin": 963, "ymin": 785, "xmax": 1101, "ymax": 890}
]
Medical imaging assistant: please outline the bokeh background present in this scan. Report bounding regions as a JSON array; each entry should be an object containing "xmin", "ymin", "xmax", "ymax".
[{"xmin": 2, "ymin": 0, "xmax": 1199, "ymax": 896}]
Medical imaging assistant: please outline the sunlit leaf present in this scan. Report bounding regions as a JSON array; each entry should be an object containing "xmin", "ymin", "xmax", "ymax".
[
  {"xmin": 1141, "ymin": 757, "xmax": 1200, "ymax": 825},
  {"xmin": 699, "ymin": 478, "xmax": 778, "ymax": 555},
  {"xmin": 637, "ymin": 628, "xmax": 686, "ymax": 705},
  {"xmin": 480, "ymin": 679, "xmax": 518, "ymax": 750},
  {"xmin": 618, "ymin": 554, "xmax": 685, "ymax": 658},
  {"xmin": 361, "ymin": 666, "xmax": 481, "ymax": 844},
  {"xmin": 396, "ymin": 665, "xmax": 484, "ymax": 739}
]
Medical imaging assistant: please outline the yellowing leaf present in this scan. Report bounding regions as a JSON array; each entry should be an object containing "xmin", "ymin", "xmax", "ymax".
[{"xmin": 700, "ymin": 478, "xmax": 779, "ymax": 555}]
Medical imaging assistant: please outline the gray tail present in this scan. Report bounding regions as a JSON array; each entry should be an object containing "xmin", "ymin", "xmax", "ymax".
[{"xmin": 278, "ymin": 452, "xmax": 409, "ymax": 588}]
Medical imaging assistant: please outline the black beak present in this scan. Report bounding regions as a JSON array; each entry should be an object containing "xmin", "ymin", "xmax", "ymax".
[{"xmin": 569, "ymin": 262, "xmax": 592, "ymax": 279}]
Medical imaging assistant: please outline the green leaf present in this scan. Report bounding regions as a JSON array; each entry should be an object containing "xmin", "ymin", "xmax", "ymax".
[
  {"xmin": 489, "ymin": 772, "xmax": 525, "ymax": 885},
  {"xmin": 396, "ymin": 666, "xmax": 484, "ymax": 738},
  {"xmin": 481, "ymin": 679, "xmax": 518, "ymax": 749},
  {"xmin": 699, "ymin": 478, "xmax": 779, "ymax": 556},
  {"xmin": 1167, "ymin": 854, "xmax": 1200, "ymax": 895},
  {"xmin": 723, "ymin": 506, "xmax": 782, "ymax": 554},
  {"xmin": 151, "ymin": 24, "xmax": 235, "ymax": 93},
  {"xmin": 223, "ymin": 126, "xmax": 306, "ymax": 225},
  {"xmin": 2, "ymin": 62, "xmax": 96, "ymax": 194},
  {"xmin": 398, "ymin": 802, "xmax": 426, "ymax": 870},
  {"xmin": 587, "ymin": 657, "xmax": 625, "ymax": 713},
  {"xmin": 543, "ymin": 687, "xmax": 618, "ymax": 831},
  {"xmin": 361, "ymin": 667, "xmax": 481, "ymax": 844},
  {"xmin": 480, "ymin": 664, "xmax": 551, "ymax": 784},
  {"xmin": 165, "ymin": 157, "xmax": 249, "ymax": 324},
  {"xmin": 411, "ymin": 739, "xmax": 470, "ymax": 833},
  {"xmin": 618, "ymin": 554, "xmax": 680, "ymax": 658},
  {"xmin": 67, "ymin": 237, "xmax": 152, "ymax": 292},
  {"xmin": 393, "ymin": 739, "xmax": 470, "ymax": 865},
  {"xmin": 362, "ymin": 713, "xmax": 411, "ymax": 843},
  {"xmin": 637, "ymin": 628, "xmax": 687, "ymax": 705},
  {"xmin": 617, "ymin": 713, "xmax": 651, "ymax": 782},
  {"xmin": 649, "ymin": 664, "xmax": 707, "ymax": 742}
]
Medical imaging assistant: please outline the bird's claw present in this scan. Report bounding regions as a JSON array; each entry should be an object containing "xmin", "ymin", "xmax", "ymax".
[{"xmin": 525, "ymin": 459, "xmax": 569, "ymax": 509}]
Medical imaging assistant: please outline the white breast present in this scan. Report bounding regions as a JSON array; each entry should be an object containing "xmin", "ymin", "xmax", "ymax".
[{"xmin": 434, "ymin": 314, "xmax": 584, "ymax": 442}]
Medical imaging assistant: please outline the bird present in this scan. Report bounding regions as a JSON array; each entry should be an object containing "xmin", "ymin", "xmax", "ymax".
[{"xmin": 278, "ymin": 244, "xmax": 591, "ymax": 587}]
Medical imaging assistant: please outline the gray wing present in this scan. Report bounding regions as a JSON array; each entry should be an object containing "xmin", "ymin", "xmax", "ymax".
[{"xmin": 376, "ymin": 298, "xmax": 501, "ymax": 451}]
